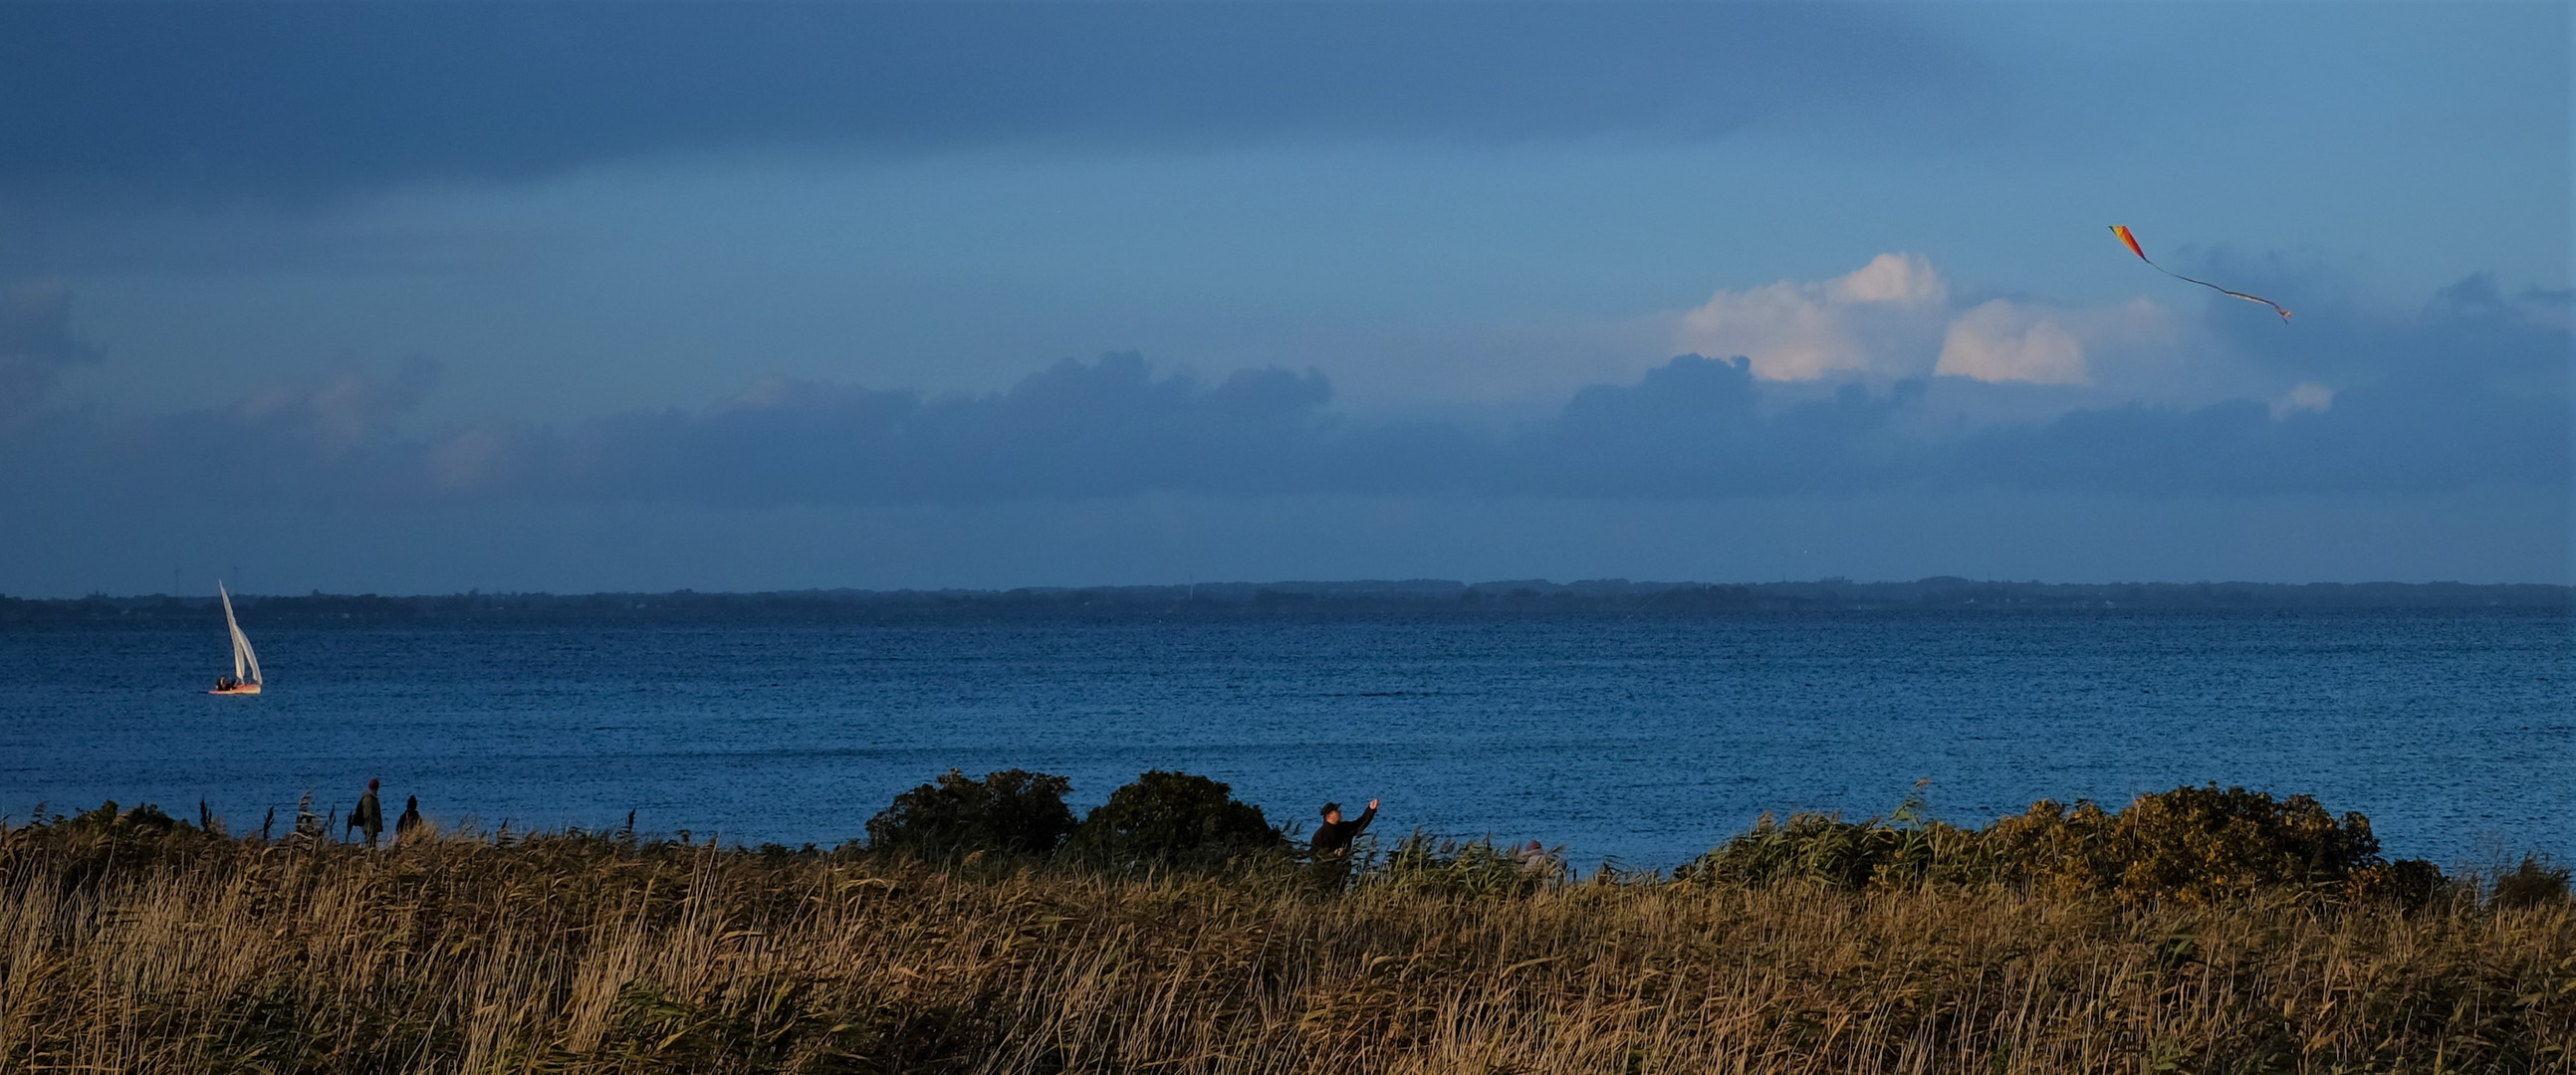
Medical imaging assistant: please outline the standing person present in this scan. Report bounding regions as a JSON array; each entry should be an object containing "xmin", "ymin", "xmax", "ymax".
[
  {"xmin": 348, "ymin": 779, "xmax": 384, "ymax": 848},
  {"xmin": 1311, "ymin": 798, "xmax": 1379, "ymax": 859},
  {"xmin": 395, "ymin": 795, "xmax": 424, "ymax": 842}
]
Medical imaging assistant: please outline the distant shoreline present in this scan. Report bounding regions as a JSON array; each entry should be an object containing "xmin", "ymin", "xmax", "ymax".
[{"xmin": 4, "ymin": 576, "xmax": 2568, "ymax": 624}]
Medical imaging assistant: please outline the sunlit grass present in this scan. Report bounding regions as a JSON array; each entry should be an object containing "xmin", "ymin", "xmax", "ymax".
[{"xmin": 1, "ymin": 804, "xmax": 2568, "ymax": 1073}]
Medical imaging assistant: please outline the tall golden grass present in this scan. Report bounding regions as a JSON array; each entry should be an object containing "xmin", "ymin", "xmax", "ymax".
[{"xmin": 1, "ymin": 813, "xmax": 2569, "ymax": 1074}]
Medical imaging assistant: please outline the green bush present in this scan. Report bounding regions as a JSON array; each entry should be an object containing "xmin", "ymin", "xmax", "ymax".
[
  {"xmin": 1067, "ymin": 770, "xmax": 1285, "ymax": 869},
  {"xmin": 1673, "ymin": 783, "xmax": 1978, "ymax": 890},
  {"xmin": 1378, "ymin": 834, "xmax": 1561, "ymax": 897},
  {"xmin": 1677, "ymin": 784, "xmax": 2426, "ymax": 904},
  {"xmin": 865, "ymin": 768, "xmax": 1077, "ymax": 860},
  {"xmin": 1982, "ymin": 784, "xmax": 2385, "ymax": 902},
  {"xmin": 1673, "ymin": 811, "xmax": 1975, "ymax": 890}
]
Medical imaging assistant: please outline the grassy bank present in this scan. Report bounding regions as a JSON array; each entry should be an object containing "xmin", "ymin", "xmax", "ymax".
[{"xmin": 2, "ymin": 806, "xmax": 2570, "ymax": 1073}]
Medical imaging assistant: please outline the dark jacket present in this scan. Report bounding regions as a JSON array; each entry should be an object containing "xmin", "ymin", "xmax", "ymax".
[
  {"xmin": 350, "ymin": 790, "xmax": 383, "ymax": 835},
  {"xmin": 1310, "ymin": 804, "xmax": 1377, "ymax": 858}
]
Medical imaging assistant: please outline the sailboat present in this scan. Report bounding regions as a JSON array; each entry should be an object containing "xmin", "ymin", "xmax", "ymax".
[{"xmin": 210, "ymin": 582, "xmax": 263, "ymax": 695}]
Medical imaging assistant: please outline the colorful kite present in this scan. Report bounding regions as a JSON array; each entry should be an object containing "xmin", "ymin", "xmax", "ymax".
[{"xmin": 2110, "ymin": 225, "xmax": 2291, "ymax": 322}]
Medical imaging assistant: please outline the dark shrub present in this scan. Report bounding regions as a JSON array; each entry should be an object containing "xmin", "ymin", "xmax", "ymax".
[
  {"xmin": 2346, "ymin": 857, "xmax": 2451, "ymax": 911},
  {"xmin": 1068, "ymin": 770, "xmax": 1284, "ymax": 868},
  {"xmin": 865, "ymin": 768, "xmax": 1077, "ymax": 860},
  {"xmin": 2490, "ymin": 854, "xmax": 2571, "ymax": 910},
  {"xmin": 0, "ymin": 801, "xmax": 235, "ymax": 889}
]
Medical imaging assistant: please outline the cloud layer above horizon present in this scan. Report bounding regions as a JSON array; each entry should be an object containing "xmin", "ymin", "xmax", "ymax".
[
  {"xmin": 0, "ymin": 2, "xmax": 2564, "ymax": 594},
  {"xmin": 6, "ymin": 265, "xmax": 2562, "ymax": 511}
]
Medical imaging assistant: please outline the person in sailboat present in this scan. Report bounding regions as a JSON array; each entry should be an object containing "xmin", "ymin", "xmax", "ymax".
[{"xmin": 212, "ymin": 582, "xmax": 262, "ymax": 694}]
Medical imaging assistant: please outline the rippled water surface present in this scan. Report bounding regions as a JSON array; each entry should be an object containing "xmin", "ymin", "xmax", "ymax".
[{"xmin": 5, "ymin": 609, "xmax": 2569, "ymax": 867}]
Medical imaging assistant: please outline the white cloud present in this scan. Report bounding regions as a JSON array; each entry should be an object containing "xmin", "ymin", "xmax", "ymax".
[
  {"xmin": 1672, "ymin": 253, "xmax": 2242, "ymax": 405},
  {"xmin": 2272, "ymin": 380, "xmax": 2334, "ymax": 418},
  {"xmin": 1677, "ymin": 253, "xmax": 1947, "ymax": 381},
  {"xmin": 1829, "ymin": 252, "xmax": 1948, "ymax": 306},
  {"xmin": 1936, "ymin": 300, "xmax": 2088, "ymax": 385}
]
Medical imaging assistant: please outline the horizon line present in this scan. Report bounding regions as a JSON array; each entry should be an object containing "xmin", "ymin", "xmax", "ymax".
[{"xmin": 15, "ymin": 576, "xmax": 2572, "ymax": 604}]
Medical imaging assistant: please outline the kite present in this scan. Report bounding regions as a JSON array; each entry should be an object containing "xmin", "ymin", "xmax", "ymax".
[{"xmin": 2109, "ymin": 225, "xmax": 2291, "ymax": 322}]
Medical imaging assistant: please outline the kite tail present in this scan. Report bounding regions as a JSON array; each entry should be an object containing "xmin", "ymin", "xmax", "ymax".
[
  {"xmin": 2157, "ymin": 263, "xmax": 2293, "ymax": 322},
  {"xmin": 2109, "ymin": 224, "xmax": 2290, "ymax": 322}
]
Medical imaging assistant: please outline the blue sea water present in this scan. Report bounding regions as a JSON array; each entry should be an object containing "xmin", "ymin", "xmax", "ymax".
[{"xmin": 3, "ymin": 609, "xmax": 2569, "ymax": 869}]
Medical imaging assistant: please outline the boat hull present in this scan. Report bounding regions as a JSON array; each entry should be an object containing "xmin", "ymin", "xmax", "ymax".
[{"xmin": 210, "ymin": 684, "xmax": 262, "ymax": 695}]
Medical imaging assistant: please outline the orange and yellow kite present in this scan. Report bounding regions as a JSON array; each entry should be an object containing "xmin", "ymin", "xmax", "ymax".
[{"xmin": 2110, "ymin": 225, "xmax": 2290, "ymax": 322}]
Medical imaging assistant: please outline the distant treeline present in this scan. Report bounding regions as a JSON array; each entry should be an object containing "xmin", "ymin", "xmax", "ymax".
[{"xmin": 4, "ymin": 576, "xmax": 2568, "ymax": 624}]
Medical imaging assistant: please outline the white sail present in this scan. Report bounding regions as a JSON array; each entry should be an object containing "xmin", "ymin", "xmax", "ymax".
[{"xmin": 220, "ymin": 582, "xmax": 262, "ymax": 685}]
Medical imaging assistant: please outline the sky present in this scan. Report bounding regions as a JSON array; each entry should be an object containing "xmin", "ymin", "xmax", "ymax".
[{"xmin": 0, "ymin": 1, "xmax": 2567, "ymax": 597}]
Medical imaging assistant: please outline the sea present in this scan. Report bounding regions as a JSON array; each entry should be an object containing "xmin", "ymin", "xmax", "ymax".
[{"xmin": 5, "ymin": 608, "xmax": 2570, "ymax": 870}]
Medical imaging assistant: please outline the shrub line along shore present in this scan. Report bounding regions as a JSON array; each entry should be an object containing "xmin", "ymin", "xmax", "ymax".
[{"xmin": 3, "ymin": 773, "xmax": 2569, "ymax": 1073}]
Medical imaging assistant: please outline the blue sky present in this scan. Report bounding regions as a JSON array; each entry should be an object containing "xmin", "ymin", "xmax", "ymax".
[{"xmin": 1, "ymin": 2, "xmax": 2566, "ymax": 595}]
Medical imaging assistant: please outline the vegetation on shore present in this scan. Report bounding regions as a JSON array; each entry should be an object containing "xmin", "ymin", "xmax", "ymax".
[{"xmin": 2, "ymin": 779, "xmax": 2569, "ymax": 1073}]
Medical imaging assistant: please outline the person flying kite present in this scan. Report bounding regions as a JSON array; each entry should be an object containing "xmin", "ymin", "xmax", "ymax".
[{"xmin": 2110, "ymin": 225, "xmax": 2290, "ymax": 322}]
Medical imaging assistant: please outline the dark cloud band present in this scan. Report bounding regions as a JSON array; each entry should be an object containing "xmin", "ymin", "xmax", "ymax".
[{"xmin": 0, "ymin": 3, "xmax": 1965, "ymax": 203}]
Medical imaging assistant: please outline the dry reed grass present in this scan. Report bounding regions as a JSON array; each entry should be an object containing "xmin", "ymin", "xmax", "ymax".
[{"xmin": 1, "ymin": 817, "xmax": 2569, "ymax": 1074}]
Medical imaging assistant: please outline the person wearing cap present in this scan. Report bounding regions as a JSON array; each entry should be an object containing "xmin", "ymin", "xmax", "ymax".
[
  {"xmin": 1310, "ymin": 798, "xmax": 1379, "ymax": 859},
  {"xmin": 1517, "ymin": 839, "xmax": 1555, "ymax": 873},
  {"xmin": 348, "ymin": 779, "xmax": 385, "ymax": 848}
]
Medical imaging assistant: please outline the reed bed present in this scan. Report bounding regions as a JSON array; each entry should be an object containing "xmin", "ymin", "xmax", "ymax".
[{"xmin": 1, "ymin": 817, "xmax": 2569, "ymax": 1075}]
